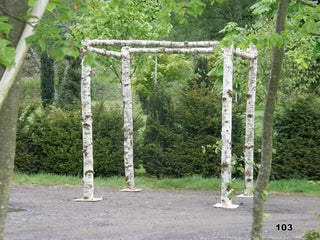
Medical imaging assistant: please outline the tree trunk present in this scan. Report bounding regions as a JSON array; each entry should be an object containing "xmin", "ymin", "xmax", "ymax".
[
  {"xmin": 0, "ymin": 1, "xmax": 48, "ymax": 238},
  {"xmin": 251, "ymin": 1, "xmax": 289, "ymax": 239},
  {"xmin": 214, "ymin": 46, "xmax": 238, "ymax": 209},
  {"xmin": 0, "ymin": 76, "xmax": 20, "ymax": 240},
  {"xmin": 244, "ymin": 44, "xmax": 258, "ymax": 196}
]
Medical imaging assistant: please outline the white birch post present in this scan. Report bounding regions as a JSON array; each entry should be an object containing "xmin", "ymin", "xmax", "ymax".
[
  {"xmin": 120, "ymin": 47, "xmax": 141, "ymax": 192},
  {"xmin": 214, "ymin": 46, "xmax": 239, "ymax": 209},
  {"xmin": 75, "ymin": 52, "xmax": 101, "ymax": 202},
  {"xmin": 155, "ymin": 55, "xmax": 158, "ymax": 86},
  {"xmin": 243, "ymin": 45, "xmax": 258, "ymax": 197}
]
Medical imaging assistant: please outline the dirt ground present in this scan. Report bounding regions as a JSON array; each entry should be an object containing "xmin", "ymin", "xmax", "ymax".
[{"xmin": 4, "ymin": 184, "xmax": 320, "ymax": 240}]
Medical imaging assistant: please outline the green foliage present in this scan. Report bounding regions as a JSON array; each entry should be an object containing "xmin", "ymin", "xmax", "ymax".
[
  {"xmin": 189, "ymin": 56, "xmax": 210, "ymax": 88},
  {"xmin": 139, "ymin": 84, "xmax": 245, "ymax": 178},
  {"xmin": 168, "ymin": 0, "xmax": 257, "ymax": 41},
  {"xmin": 133, "ymin": 54, "xmax": 194, "ymax": 111},
  {"xmin": 0, "ymin": 15, "xmax": 15, "ymax": 67},
  {"xmin": 15, "ymin": 101, "xmax": 143, "ymax": 177},
  {"xmin": 303, "ymin": 208, "xmax": 320, "ymax": 240},
  {"xmin": 303, "ymin": 230, "xmax": 320, "ymax": 240},
  {"xmin": 40, "ymin": 52, "xmax": 55, "ymax": 108},
  {"xmin": 15, "ymin": 102, "xmax": 83, "ymax": 175},
  {"xmin": 70, "ymin": 0, "xmax": 172, "ymax": 77},
  {"xmin": 71, "ymin": 0, "xmax": 171, "ymax": 41},
  {"xmin": 26, "ymin": 0, "xmax": 87, "ymax": 59},
  {"xmin": 272, "ymin": 96, "xmax": 320, "ymax": 180}
]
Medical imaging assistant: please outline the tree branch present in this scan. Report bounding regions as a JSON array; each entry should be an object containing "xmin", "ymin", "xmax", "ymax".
[
  {"xmin": 295, "ymin": 0, "xmax": 317, "ymax": 8},
  {"xmin": 0, "ymin": 6, "xmax": 34, "ymax": 27}
]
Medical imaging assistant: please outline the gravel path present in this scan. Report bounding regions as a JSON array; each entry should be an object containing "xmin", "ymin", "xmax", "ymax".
[{"xmin": 4, "ymin": 185, "xmax": 320, "ymax": 239}]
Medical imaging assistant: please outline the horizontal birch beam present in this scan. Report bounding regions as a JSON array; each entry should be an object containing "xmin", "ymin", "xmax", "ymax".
[
  {"xmin": 233, "ymin": 48, "xmax": 258, "ymax": 60},
  {"xmin": 129, "ymin": 48, "xmax": 214, "ymax": 54},
  {"xmin": 85, "ymin": 42, "xmax": 257, "ymax": 60},
  {"xmin": 86, "ymin": 46, "xmax": 123, "ymax": 58},
  {"xmin": 86, "ymin": 47, "xmax": 215, "ymax": 56},
  {"xmin": 82, "ymin": 39, "xmax": 220, "ymax": 48}
]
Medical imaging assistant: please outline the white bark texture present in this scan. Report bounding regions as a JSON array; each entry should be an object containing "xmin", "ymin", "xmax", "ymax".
[
  {"xmin": 218, "ymin": 46, "xmax": 235, "ymax": 207},
  {"xmin": 121, "ymin": 47, "xmax": 135, "ymax": 190},
  {"xmin": 129, "ymin": 48, "xmax": 214, "ymax": 54},
  {"xmin": 86, "ymin": 46, "xmax": 123, "ymax": 58},
  {"xmin": 0, "ymin": 0, "xmax": 49, "ymax": 111},
  {"xmin": 83, "ymin": 40, "xmax": 257, "ymax": 59},
  {"xmin": 81, "ymin": 54, "xmax": 95, "ymax": 199},
  {"xmin": 82, "ymin": 39, "xmax": 220, "ymax": 48},
  {"xmin": 232, "ymin": 47, "xmax": 257, "ymax": 60},
  {"xmin": 244, "ymin": 45, "xmax": 258, "ymax": 196}
]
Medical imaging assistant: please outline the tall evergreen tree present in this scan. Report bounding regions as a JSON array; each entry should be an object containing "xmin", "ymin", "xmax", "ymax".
[
  {"xmin": 190, "ymin": 56, "xmax": 210, "ymax": 88},
  {"xmin": 40, "ymin": 52, "xmax": 55, "ymax": 108},
  {"xmin": 57, "ymin": 57, "xmax": 81, "ymax": 108}
]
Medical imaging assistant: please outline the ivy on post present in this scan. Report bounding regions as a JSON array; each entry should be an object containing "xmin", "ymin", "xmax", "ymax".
[
  {"xmin": 75, "ymin": 50, "xmax": 102, "ymax": 202},
  {"xmin": 214, "ymin": 45, "xmax": 239, "ymax": 209},
  {"xmin": 120, "ymin": 47, "xmax": 142, "ymax": 192}
]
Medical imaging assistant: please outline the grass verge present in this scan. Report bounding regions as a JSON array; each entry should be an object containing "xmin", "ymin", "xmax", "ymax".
[{"xmin": 12, "ymin": 172, "xmax": 320, "ymax": 196}]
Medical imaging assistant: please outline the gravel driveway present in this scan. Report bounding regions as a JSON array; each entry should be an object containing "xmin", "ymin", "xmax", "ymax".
[{"xmin": 4, "ymin": 184, "xmax": 320, "ymax": 239}]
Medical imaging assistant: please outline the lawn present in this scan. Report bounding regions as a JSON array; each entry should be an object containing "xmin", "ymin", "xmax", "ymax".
[{"xmin": 12, "ymin": 172, "xmax": 320, "ymax": 196}]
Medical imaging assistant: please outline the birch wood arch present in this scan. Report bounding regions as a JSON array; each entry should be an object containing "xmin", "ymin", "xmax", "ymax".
[{"xmin": 79, "ymin": 39, "xmax": 258, "ymax": 208}]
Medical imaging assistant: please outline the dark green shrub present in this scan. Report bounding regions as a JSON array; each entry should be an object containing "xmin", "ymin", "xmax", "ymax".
[
  {"xmin": 140, "ymin": 84, "xmax": 245, "ymax": 178},
  {"xmin": 272, "ymin": 96, "xmax": 320, "ymax": 180},
  {"xmin": 15, "ymin": 101, "xmax": 143, "ymax": 177},
  {"xmin": 15, "ymin": 102, "xmax": 83, "ymax": 175},
  {"xmin": 92, "ymin": 103, "xmax": 144, "ymax": 177}
]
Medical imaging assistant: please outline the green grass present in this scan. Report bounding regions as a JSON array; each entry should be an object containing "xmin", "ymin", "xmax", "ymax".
[
  {"xmin": 12, "ymin": 172, "xmax": 320, "ymax": 196},
  {"xmin": 267, "ymin": 179, "xmax": 320, "ymax": 195}
]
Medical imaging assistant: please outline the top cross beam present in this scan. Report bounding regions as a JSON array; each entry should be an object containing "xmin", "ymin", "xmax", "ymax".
[
  {"xmin": 82, "ymin": 39, "xmax": 258, "ymax": 60},
  {"xmin": 82, "ymin": 39, "xmax": 220, "ymax": 48}
]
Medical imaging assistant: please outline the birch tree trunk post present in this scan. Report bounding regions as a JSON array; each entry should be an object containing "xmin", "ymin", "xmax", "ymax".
[
  {"xmin": 75, "ymin": 52, "xmax": 101, "ymax": 202},
  {"xmin": 120, "ymin": 47, "xmax": 141, "ymax": 192},
  {"xmin": 155, "ymin": 55, "xmax": 158, "ymax": 86},
  {"xmin": 239, "ymin": 44, "xmax": 258, "ymax": 197},
  {"xmin": 251, "ymin": 0, "xmax": 289, "ymax": 238},
  {"xmin": 214, "ymin": 46, "xmax": 239, "ymax": 209}
]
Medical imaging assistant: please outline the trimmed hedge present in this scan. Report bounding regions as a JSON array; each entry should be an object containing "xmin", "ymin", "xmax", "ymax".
[
  {"xmin": 271, "ymin": 96, "xmax": 320, "ymax": 180},
  {"xmin": 15, "ymin": 101, "xmax": 143, "ymax": 177},
  {"xmin": 139, "ymin": 85, "xmax": 245, "ymax": 178}
]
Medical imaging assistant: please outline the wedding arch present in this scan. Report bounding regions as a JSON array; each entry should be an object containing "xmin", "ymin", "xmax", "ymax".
[{"xmin": 77, "ymin": 39, "xmax": 258, "ymax": 209}]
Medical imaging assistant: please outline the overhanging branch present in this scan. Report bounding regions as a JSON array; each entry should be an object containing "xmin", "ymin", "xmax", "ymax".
[{"xmin": 296, "ymin": 0, "xmax": 317, "ymax": 8}]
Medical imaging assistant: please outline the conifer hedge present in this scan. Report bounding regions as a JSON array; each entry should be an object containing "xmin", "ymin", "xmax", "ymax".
[
  {"xmin": 15, "ymin": 102, "xmax": 143, "ymax": 177},
  {"xmin": 138, "ymin": 84, "xmax": 245, "ymax": 178},
  {"xmin": 271, "ymin": 96, "xmax": 320, "ymax": 180}
]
